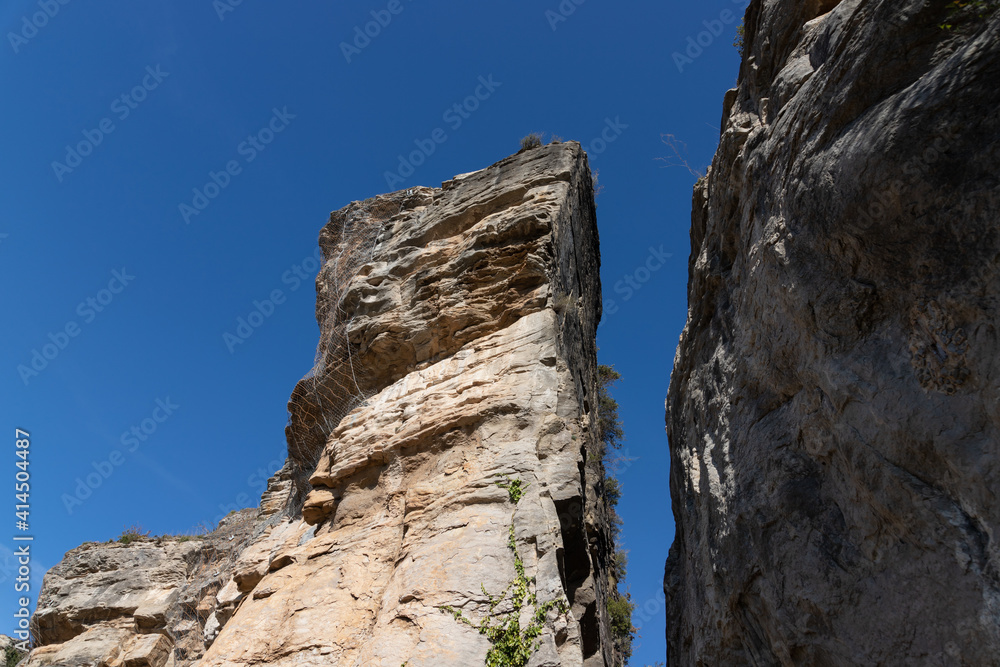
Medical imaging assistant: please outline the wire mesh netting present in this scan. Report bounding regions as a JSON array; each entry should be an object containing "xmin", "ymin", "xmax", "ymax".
[{"xmin": 283, "ymin": 190, "xmax": 415, "ymax": 507}]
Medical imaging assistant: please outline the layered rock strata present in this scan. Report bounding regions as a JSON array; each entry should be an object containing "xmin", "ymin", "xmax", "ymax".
[
  {"xmin": 31, "ymin": 142, "xmax": 619, "ymax": 666},
  {"xmin": 29, "ymin": 510, "xmax": 263, "ymax": 666},
  {"xmin": 666, "ymin": 1, "xmax": 1000, "ymax": 664}
]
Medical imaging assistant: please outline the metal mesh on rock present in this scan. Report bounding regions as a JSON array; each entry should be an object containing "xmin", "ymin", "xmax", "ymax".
[{"xmin": 283, "ymin": 191, "xmax": 414, "ymax": 508}]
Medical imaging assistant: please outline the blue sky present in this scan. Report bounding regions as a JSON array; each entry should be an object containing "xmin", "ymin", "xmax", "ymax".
[{"xmin": 1, "ymin": 0, "xmax": 745, "ymax": 662}]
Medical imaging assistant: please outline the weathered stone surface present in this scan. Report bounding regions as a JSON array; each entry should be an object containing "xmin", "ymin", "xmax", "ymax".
[
  {"xmin": 27, "ymin": 513, "xmax": 260, "ymax": 666},
  {"xmin": 122, "ymin": 633, "xmax": 172, "ymax": 667},
  {"xmin": 666, "ymin": 1, "xmax": 1000, "ymax": 664},
  {"xmin": 205, "ymin": 313, "xmax": 600, "ymax": 666},
  {"xmin": 258, "ymin": 461, "xmax": 294, "ymax": 517},
  {"xmin": 26, "ymin": 624, "xmax": 132, "ymax": 667},
  {"xmin": 24, "ymin": 620, "xmax": 172, "ymax": 667},
  {"xmin": 32, "ymin": 142, "xmax": 619, "ymax": 666},
  {"xmin": 200, "ymin": 142, "xmax": 615, "ymax": 667}
]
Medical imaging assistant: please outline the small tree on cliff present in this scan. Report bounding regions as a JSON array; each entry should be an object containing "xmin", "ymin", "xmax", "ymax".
[
  {"xmin": 598, "ymin": 365, "xmax": 624, "ymax": 452},
  {"xmin": 596, "ymin": 364, "xmax": 636, "ymax": 664}
]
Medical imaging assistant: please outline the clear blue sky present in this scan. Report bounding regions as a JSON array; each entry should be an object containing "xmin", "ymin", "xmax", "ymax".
[{"xmin": 1, "ymin": 1, "xmax": 744, "ymax": 662}]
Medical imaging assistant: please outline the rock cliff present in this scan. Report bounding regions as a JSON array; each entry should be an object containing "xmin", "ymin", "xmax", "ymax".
[
  {"xmin": 31, "ymin": 142, "xmax": 621, "ymax": 666},
  {"xmin": 666, "ymin": 1, "xmax": 1000, "ymax": 664}
]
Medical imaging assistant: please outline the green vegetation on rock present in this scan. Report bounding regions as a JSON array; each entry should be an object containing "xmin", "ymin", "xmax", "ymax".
[
  {"xmin": 4, "ymin": 645, "xmax": 25, "ymax": 667},
  {"xmin": 441, "ymin": 475, "xmax": 567, "ymax": 667},
  {"xmin": 117, "ymin": 524, "xmax": 150, "ymax": 545},
  {"xmin": 519, "ymin": 133, "xmax": 544, "ymax": 151},
  {"xmin": 597, "ymin": 364, "xmax": 637, "ymax": 664}
]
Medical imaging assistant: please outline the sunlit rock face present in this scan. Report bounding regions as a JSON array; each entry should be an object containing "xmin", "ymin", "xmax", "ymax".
[
  {"xmin": 665, "ymin": 1, "xmax": 1000, "ymax": 664},
  {"xmin": 28, "ymin": 511, "xmax": 261, "ymax": 667},
  {"xmin": 30, "ymin": 142, "xmax": 622, "ymax": 666}
]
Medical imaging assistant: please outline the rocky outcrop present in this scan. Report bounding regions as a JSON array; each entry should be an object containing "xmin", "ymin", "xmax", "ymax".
[
  {"xmin": 28, "ymin": 511, "xmax": 262, "ymax": 666},
  {"xmin": 666, "ymin": 1, "xmax": 1000, "ymax": 664},
  {"xmin": 32, "ymin": 142, "xmax": 620, "ymax": 666}
]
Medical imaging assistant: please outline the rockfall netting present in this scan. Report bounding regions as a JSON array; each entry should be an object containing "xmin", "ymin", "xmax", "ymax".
[{"xmin": 283, "ymin": 191, "xmax": 413, "ymax": 508}]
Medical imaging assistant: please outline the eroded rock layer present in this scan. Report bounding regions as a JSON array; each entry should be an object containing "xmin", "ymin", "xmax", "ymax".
[
  {"xmin": 29, "ymin": 511, "xmax": 264, "ymax": 666},
  {"xmin": 32, "ymin": 142, "xmax": 618, "ymax": 666},
  {"xmin": 666, "ymin": 1, "xmax": 1000, "ymax": 664}
]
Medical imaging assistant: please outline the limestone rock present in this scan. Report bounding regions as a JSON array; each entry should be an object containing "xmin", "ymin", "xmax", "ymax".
[
  {"xmin": 31, "ymin": 143, "xmax": 619, "ymax": 666},
  {"xmin": 258, "ymin": 461, "xmax": 294, "ymax": 517},
  {"xmin": 27, "ymin": 513, "xmax": 261, "ymax": 666},
  {"xmin": 301, "ymin": 487, "xmax": 336, "ymax": 524},
  {"xmin": 122, "ymin": 633, "xmax": 172, "ymax": 667},
  {"xmin": 200, "ymin": 142, "xmax": 616, "ymax": 667},
  {"xmin": 202, "ymin": 613, "xmax": 220, "ymax": 645},
  {"xmin": 665, "ymin": 1, "xmax": 1000, "ymax": 664}
]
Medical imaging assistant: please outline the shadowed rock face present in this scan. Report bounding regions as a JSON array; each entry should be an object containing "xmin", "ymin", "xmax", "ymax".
[
  {"xmin": 30, "ymin": 143, "xmax": 621, "ymax": 666},
  {"xmin": 666, "ymin": 1, "xmax": 1000, "ymax": 665}
]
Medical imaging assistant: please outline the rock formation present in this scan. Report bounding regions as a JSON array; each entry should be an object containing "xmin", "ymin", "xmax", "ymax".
[
  {"xmin": 29, "ymin": 512, "xmax": 259, "ymax": 667},
  {"xmin": 30, "ymin": 142, "xmax": 622, "ymax": 666},
  {"xmin": 666, "ymin": 1, "xmax": 1000, "ymax": 664}
]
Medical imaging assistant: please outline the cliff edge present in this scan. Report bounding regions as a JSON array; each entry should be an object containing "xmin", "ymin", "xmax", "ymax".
[
  {"xmin": 666, "ymin": 1, "xmax": 1000, "ymax": 664},
  {"xmin": 30, "ymin": 142, "xmax": 621, "ymax": 666}
]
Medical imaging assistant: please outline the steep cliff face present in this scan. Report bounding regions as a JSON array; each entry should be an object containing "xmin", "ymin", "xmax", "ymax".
[
  {"xmin": 666, "ymin": 1, "xmax": 1000, "ymax": 664},
  {"xmin": 31, "ymin": 142, "xmax": 620, "ymax": 666}
]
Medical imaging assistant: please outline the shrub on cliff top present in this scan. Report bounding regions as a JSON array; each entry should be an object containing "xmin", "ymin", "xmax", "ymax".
[
  {"xmin": 4, "ymin": 645, "xmax": 25, "ymax": 667},
  {"xmin": 519, "ymin": 133, "xmax": 544, "ymax": 151},
  {"xmin": 118, "ymin": 524, "xmax": 150, "ymax": 545},
  {"xmin": 5, "ymin": 646, "xmax": 24, "ymax": 667}
]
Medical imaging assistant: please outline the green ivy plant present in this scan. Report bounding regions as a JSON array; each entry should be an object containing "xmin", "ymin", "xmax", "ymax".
[
  {"xmin": 495, "ymin": 475, "xmax": 527, "ymax": 504},
  {"xmin": 440, "ymin": 476, "xmax": 567, "ymax": 667}
]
